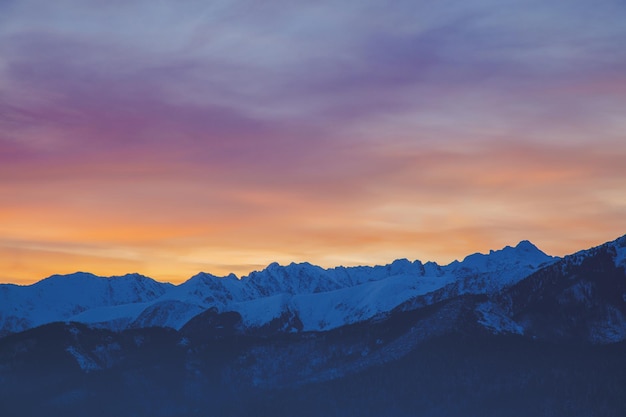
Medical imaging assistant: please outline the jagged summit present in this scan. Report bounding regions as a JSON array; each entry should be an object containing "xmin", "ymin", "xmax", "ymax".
[
  {"xmin": 462, "ymin": 239, "xmax": 551, "ymax": 264},
  {"xmin": 515, "ymin": 239, "xmax": 538, "ymax": 250}
]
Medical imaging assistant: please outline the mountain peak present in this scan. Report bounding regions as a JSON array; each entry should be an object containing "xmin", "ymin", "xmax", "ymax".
[
  {"xmin": 460, "ymin": 240, "xmax": 554, "ymax": 272},
  {"xmin": 53, "ymin": 271, "xmax": 97, "ymax": 279},
  {"xmin": 36, "ymin": 272, "xmax": 99, "ymax": 286},
  {"xmin": 515, "ymin": 240, "xmax": 539, "ymax": 251},
  {"xmin": 267, "ymin": 262, "xmax": 282, "ymax": 270}
]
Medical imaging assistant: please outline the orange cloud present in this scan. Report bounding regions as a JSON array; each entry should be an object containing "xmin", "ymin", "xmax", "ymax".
[{"xmin": 2, "ymin": 138, "xmax": 625, "ymax": 284}]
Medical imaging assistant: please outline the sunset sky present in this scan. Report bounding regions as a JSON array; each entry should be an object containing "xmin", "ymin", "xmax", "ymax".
[{"xmin": 1, "ymin": 0, "xmax": 626, "ymax": 284}]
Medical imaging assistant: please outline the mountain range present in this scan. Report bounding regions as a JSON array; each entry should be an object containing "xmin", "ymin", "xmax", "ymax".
[
  {"xmin": 1, "ymin": 235, "xmax": 625, "ymax": 416},
  {"xmin": 0, "ymin": 239, "xmax": 556, "ymax": 337}
]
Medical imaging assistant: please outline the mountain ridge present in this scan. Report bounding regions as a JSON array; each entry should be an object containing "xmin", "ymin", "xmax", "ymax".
[
  {"xmin": 4, "ymin": 239, "xmax": 552, "ymax": 287},
  {"xmin": 0, "ymin": 239, "xmax": 557, "ymax": 336}
]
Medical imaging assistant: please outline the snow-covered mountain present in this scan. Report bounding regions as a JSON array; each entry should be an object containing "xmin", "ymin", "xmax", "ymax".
[
  {"xmin": 0, "ymin": 240, "xmax": 556, "ymax": 336},
  {"xmin": 0, "ymin": 273, "xmax": 172, "ymax": 336},
  {"xmin": 1, "ymin": 235, "xmax": 626, "ymax": 417},
  {"xmin": 489, "ymin": 234, "xmax": 626, "ymax": 343}
]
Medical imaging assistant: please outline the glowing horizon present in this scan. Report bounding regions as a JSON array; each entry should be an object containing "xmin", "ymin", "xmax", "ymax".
[{"xmin": 2, "ymin": 0, "xmax": 626, "ymax": 284}]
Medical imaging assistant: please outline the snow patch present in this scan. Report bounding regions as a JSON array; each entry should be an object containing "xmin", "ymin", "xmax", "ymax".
[
  {"xmin": 558, "ymin": 281, "xmax": 595, "ymax": 308},
  {"xmin": 65, "ymin": 346, "xmax": 100, "ymax": 372},
  {"xmin": 476, "ymin": 302, "xmax": 524, "ymax": 335},
  {"xmin": 589, "ymin": 305, "xmax": 626, "ymax": 344},
  {"xmin": 613, "ymin": 243, "xmax": 626, "ymax": 268}
]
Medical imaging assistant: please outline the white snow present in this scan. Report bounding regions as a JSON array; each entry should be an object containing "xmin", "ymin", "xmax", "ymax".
[
  {"xmin": 291, "ymin": 273, "xmax": 457, "ymax": 331},
  {"xmin": 131, "ymin": 300, "xmax": 207, "ymax": 330},
  {"xmin": 234, "ymin": 294, "xmax": 292, "ymax": 328},
  {"xmin": 71, "ymin": 302, "xmax": 150, "ymax": 325}
]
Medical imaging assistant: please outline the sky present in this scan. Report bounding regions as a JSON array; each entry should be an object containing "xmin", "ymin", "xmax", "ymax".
[{"xmin": 1, "ymin": 0, "xmax": 626, "ymax": 284}]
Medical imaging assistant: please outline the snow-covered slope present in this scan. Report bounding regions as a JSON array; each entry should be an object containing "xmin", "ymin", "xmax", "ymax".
[
  {"xmin": 0, "ymin": 241, "xmax": 556, "ymax": 335},
  {"xmin": 0, "ymin": 273, "xmax": 172, "ymax": 335},
  {"xmin": 489, "ymin": 234, "xmax": 626, "ymax": 343}
]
